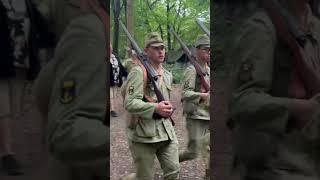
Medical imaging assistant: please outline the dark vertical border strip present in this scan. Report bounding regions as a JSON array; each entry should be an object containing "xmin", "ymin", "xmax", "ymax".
[
  {"xmin": 106, "ymin": 0, "xmax": 111, "ymax": 178},
  {"xmin": 210, "ymin": 1, "xmax": 214, "ymax": 179},
  {"xmin": 210, "ymin": 1, "xmax": 235, "ymax": 180}
]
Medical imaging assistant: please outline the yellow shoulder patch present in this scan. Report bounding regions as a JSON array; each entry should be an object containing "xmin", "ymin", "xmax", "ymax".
[
  {"xmin": 60, "ymin": 80, "xmax": 76, "ymax": 104},
  {"xmin": 128, "ymin": 86, "xmax": 134, "ymax": 95},
  {"xmin": 184, "ymin": 81, "xmax": 190, "ymax": 88}
]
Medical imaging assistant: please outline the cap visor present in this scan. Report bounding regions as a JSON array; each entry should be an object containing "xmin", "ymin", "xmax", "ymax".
[
  {"xmin": 149, "ymin": 43, "xmax": 164, "ymax": 47},
  {"xmin": 197, "ymin": 44, "xmax": 210, "ymax": 48}
]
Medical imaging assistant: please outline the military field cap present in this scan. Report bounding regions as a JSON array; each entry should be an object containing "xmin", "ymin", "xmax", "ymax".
[
  {"xmin": 145, "ymin": 32, "xmax": 164, "ymax": 48},
  {"xmin": 195, "ymin": 34, "xmax": 210, "ymax": 48}
]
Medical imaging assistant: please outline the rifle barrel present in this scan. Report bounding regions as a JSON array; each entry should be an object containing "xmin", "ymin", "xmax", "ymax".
[
  {"xmin": 119, "ymin": 21, "xmax": 143, "ymax": 55},
  {"xmin": 195, "ymin": 18, "xmax": 210, "ymax": 37},
  {"xmin": 168, "ymin": 27, "xmax": 192, "ymax": 56}
]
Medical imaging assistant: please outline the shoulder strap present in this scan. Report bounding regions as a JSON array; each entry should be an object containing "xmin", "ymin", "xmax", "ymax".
[
  {"xmin": 131, "ymin": 58, "xmax": 156, "ymax": 102},
  {"xmin": 132, "ymin": 59, "xmax": 147, "ymax": 93}
]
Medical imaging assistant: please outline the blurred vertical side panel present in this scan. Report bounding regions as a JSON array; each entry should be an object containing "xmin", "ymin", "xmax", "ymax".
[{"xmin": 211, "ymin": 1, "xmax": 254, "ymax": 180}]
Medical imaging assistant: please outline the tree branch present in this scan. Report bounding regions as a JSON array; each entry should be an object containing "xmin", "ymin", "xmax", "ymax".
[
  {"xmin": 173, "ymin": 0, "xmax": 182, "ymax": 28},
  {"xmin": 150, "ymin": 0, "xmax": 161, "ymax": 8}
]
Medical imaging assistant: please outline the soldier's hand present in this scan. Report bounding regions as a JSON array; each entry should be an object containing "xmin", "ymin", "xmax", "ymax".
[
  {"xmin": 155, "ymin": 101, "xmax": 173, "ymax": 118},
  {"xmin": 307, "ymin": 93, "xmax": 320, "ymax": 118},
  {"xmin": 200, "ymin": 92, "xmax": 209, "ymax": 98},
  {"xmin": 301, "ymin": 93, "xmax": 320, "ymax": 138},
  {"xmin": 200, "ymin": 92, "xmax": 210, "ymax": 103},
  {"xmin": 291, "ymin": 94, "xmax": 320, "ymax": 130},
  {"xmin": 310, "ymin": 93, "xmax": 320, "ymax": 104},
  {"xmin": 199, "ymin": 93, "xmax": 210, "ymax": 108}
]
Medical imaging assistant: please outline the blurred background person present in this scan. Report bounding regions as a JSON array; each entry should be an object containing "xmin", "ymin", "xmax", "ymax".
[
  {"xmin": 110, "ymin": 42, "xmax": 127, "ymax": 117},
  {"xmin": 0, "ymin": 0, "xmax": 23, "ymax": 176}
]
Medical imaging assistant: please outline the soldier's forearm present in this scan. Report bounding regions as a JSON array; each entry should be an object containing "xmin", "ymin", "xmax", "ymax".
[
  {"xmin": 286, "ymin": 98, "xmax": 317, "ymax": 130},
  {"xmin": 231, "ymin": 90, "xmax": 316, "ymax": 130},
  {"xmin": 182, "ymin": 90, "xmax": 202, "ymax": 102},
  {"xmin": 125, "ymin": 98, "xmax": 157, "ymax": 119}
]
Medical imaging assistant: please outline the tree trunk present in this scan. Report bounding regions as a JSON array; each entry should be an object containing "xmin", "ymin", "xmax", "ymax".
[
  {"xmin": 159, "ymin": 25, "xmax": 164, "ymax": 41},
  {"xmin": 112, "ymin": 0, "xmax": 120, "ymax": 56},
  {"xmin": 167, "ymin": 0, "xmax": 171, "ymax": 50},
  {"xmin": 126, "ymin": 0, "xmax": 134, "ymax": 52},
  {"xmin": 123, "ymin": 0, "xmax": 127, "ymax": 24}
]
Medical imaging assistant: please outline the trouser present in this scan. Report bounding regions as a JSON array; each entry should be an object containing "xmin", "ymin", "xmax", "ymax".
[
  {"xmin": 127, "ymin": 140, "xmax": 180, "ymax": 180},
  {"xmin": 48, "ymin": 156, "xmax": 108, "ymax": 180},
  {"xmin": 179, "ymin": 118, "xmax": 210, "ymax": 162},
  {"xmin": 0, "ymin": 69, "xmax": 27, "ymax": 118},
  {"xmin": 0, "ymin": 79, "xmax": 12, "ymax": 118},
  {"xmin": 0, "ymin": 69, "xmax": 27, "ymax": 156},
  {"xmin": 110, "ymin": 86, "xmax": 118, "ymax": 112},
  {"xmin": 202, "ymin": 132, "xmax": 210, "ymax": 179}
]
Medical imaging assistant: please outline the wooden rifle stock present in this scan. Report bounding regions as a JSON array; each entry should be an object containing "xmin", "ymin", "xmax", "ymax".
[
  {"xmin": 262, "ymin": 0, "xmax": 320, "ymax": 98},
  {"xmin": 261, "ymin": 0, "xmax": 320, "ymax": 130}
]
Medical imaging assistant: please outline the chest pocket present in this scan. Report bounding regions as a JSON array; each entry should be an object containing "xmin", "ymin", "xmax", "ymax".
[
  {"xmin": 162, "ymin": 74, "xmax": 172, "ymax": 100},
  {"xmin": 145, "ymin": 75, "xmax": 172, "ymax": 101}
]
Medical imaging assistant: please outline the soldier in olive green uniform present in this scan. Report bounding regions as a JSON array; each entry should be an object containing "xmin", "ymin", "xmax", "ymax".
[
  {"xmin": 229, "ymin": 1, "xmax": 320, "ymax": 179},
  {"xmin": 179, "ymin": 35, "xmax": 210, "ymax": 164},
  {"xmin": 121, "ymin": 32, "xmax": 179, "ymax": 180},
  {"xmin": 33, "ymin": 0, "xmax": 109, "ymax": 179}
]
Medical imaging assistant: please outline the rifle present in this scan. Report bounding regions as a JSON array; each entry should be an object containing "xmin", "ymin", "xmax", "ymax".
[
  {"xmin": 169, "ymin": 27, "xmax": 210, "ymax": 93},
  {"xmin": 119, "ymin": 21, "xmax": 175, "ymax": 126},
  {"xmin": 195, "ymin": 18, "xmax": 210, "ymax": 37},
  {"xmin": 261, "ymin": 0, "xmax": 320, "ymax": 97}
]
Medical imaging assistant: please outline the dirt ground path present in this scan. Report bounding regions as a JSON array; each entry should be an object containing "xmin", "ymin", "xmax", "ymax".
[{"xmin": 1, "ymin": 82, "xmax": 49, "ymax": 180}]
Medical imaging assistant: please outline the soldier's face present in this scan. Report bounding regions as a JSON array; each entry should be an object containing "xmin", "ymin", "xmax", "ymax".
[
  {"xmin": 196, "ymin": 47, "xmax": 210, "ymax": 63},
  {"xmin": 145, "ymin": 46, "xmax": 166, "ymax": 64}
]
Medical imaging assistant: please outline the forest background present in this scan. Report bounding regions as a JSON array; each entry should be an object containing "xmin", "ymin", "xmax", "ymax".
[{"xmin": 110, "ymin": 0, "xmax": 210, "ymax": 83}]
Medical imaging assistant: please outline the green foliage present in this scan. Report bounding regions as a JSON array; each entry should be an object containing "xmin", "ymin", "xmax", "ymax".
[
  {"xmin": 111, "ymin": 0, "xmax": 210, "ymax": 60},
  {"xmin": 163, "ymin": 62, "xmax": 186, "ymax": 84}
]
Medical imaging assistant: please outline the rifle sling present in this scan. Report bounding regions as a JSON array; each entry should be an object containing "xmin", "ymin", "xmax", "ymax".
[
  {"xmin": 132, "ymin": 59, "xmax": 156, "ymax": 103},
  {"xmin": 262, "ymin": 0, "xmax": 309, "ymax": 96}
]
